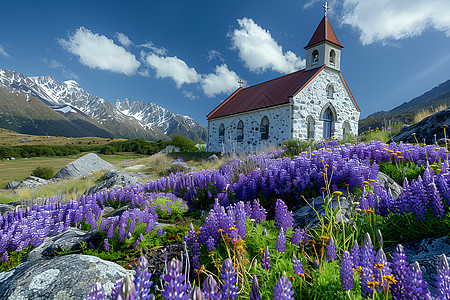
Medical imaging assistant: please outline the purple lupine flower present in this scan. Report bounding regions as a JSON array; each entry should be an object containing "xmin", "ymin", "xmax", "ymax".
[
  {"xmin": 410, "ymin": 261, "xmax": 432, "ymax": 300},
  {"xmin": 206, "ymin": 236, "xmax": 215, "ymax": 252},
  {"xmin": 157, "ymin": 227, "xmax": 164, "ymax": 237},
  {"xmin": 350, "ymin": 240, "xmax": 360, "ymax": 268},
  {"xmin": 292, "ymin": 255, "xmax": 304, "ymax": 277},
  {"xmin": 435, "ymin": 254, "xmax": 450, "ymax": 300},
  {"xmin": 326, "ymin": 236, "xmax": 337, "ymax": 262},
  {"xmin": 391, "ymin": 244, "xmax": 413, "ymax": 300},
  {"xmin": 133, "ymin": 254, "xmax": 153, "ymax": 300},
  {"xmin": 340, "ymin": 251, "xmax": 353, "ymax": 291},
  {"xmin": 104, "ymin": 238, "xmax": 110, "ymax": 252},
  {"xmin": 262, "ymin": 228, "xmax": 267, "ymax": 236},
  {"xmin": 119, "ymin": 274, "xmax": 137, "ymax": 300},
  {"xmin": 251, "ymin": 199, "xmax": 267, "ymax": 224},
  {"xmin": 373, "ymin": 248, "xmax": 391, "ymax": 293},
  {"xmin": 262, "ymin": 246, "xmax": 270, "ymax": 271},
  {"xmin": 276, "ymin": 227, "xmax": 286, "ymax": 253},
  {"xmin": 274, "ymin": 199, "xmax": 293, "ymax": 232},
  {"xmin": 202, "ymin": 275, "xmax": 220, "ymax": 300},
  {"xmin": 220, "ymin": 258, "xmax": 239, "ymax": 299},
  {"xmin": 84, "ymin": 282, "xmax": 105, "ymax": 300},
  {"xmin": 360, "ymin": 233, "xmax": 376, "ymax": 298},
  {"xmin": 189, "ymin": 286, "xmax": 205, "ymax": 300},
  {"xmin": 273, "ymin": 275, "xmax": 294, "ymax": 299},
  {"xmin": 161, "ymin": 258, "xmax": 189, "ymax": 300},
  {"xmin": 428, "ymin": 182, "xmax": 445, "ymax": 218},
  {"xmin": 2, "ymin": 251, "xmax": 8, "ymax": 263},
  {"xmin": 249, "ymin": 275, "xmax": 262, "ymax": 300}
]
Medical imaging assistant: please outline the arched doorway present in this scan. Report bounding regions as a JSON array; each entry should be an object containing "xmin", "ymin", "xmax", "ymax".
[{"xmin": 323, "ymin": 108, "xmax": 333, "ymax": 139}]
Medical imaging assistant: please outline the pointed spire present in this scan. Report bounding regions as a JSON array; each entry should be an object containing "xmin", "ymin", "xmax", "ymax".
[{"xmin": 304, "ymin": 15, "xmax": 343, "ymax": 49}]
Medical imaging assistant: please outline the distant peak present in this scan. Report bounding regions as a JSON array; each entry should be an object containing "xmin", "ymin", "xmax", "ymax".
[{"xmin": 64, "ymin": 80, "xmax": 80, "ymax": 87}]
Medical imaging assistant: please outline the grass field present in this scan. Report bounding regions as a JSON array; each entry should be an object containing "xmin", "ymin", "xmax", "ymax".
[{"xmin": 0, "ymin": 128, "xmax": 126, "ymax": 146}]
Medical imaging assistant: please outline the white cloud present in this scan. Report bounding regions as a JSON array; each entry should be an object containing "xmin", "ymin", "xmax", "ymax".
[
  {"xmin": 59, "ymin": 27, "xmax": 140, "ymax": 75},
  {"xmin": 138, "ymin": 69, "xmax": 151, "ymax": 77},
  {"xmin": 202, "ymin": 64, "xmax": 242, "ymax": 97},
  {"xmin": 229, "ymin": 18, "xmax": 305, "ymax": 74},
  {"xmin": 143, "ymin": 53, "xmax": 201, "ymax": 87},
  {"xmin": 42, "ymin": 58, "xmax": 78, "ymax": 79},
  {"xmin": 0, "ymin": 45, "xmax": 10, "ymax": 58},
  {"xmin": 183, "ymin": 91, "xmax": 198, "ymax": 100},
  {"xmin": 139, "ymin": 42, "xmax": 168, "ymax": 56},
  {"xmin": 341, "ymin": 0, "xmax": 450, "ymax": 45},
  {"xmin": 115, "ymin": 32, "xmax": 132, "ymax": 47},
  {"xmin": 206, "ymin": 50, "xmax": 224, "ymax": 62}
]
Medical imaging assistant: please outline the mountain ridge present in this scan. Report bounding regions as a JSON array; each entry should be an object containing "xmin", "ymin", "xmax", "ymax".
[
  {"xmin": 0, "ymin": 69, "xmax": 206, "ymax": 142},
  {"xmin": 359, "ymin": 78, "xmax": 450, "ymax": 133}
]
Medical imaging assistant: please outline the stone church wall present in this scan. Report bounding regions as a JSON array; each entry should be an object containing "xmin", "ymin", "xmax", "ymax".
[
  {"xmin": 292, "ymin": 68, "xmax": 360, "ymax": 140},
  {"xmin": 207, "ymin": 105, "xmax": 291, "ymax": 154}
]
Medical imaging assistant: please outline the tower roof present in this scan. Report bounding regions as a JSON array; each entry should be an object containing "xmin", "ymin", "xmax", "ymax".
[{"xmin": 304, "ymin": 16, "xmax": 343, "ymax": 49}]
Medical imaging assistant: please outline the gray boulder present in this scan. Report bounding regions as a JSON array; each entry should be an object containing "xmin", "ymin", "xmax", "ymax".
[
  {"xmin": 377, "ymin": 171, "xmax": 403, "ymax": 199},
  {"xmin": 6, "ymin": 176, "xmax": 47, "ymax": 190},
  {"xmin": 166, "ymin": 161, "xmax": 195, "ymax": 174},
  {"xmin": 84, "ymin": 170, "xmax": 144, "ymax": 195},
  {"xmin": 384, "ymin": 236, "xmax": 450, "ymax": 297},
  {"xmin": 54, "ymin": 153, "xmax": 114, "ymax": 180},
  {"xmin": 205, "ymin": 154, "xmax": 219, "ymax": 163},
  {"xmin": 389, "ymin": 109, "xmax": 450, "ymax": 144},
  {"xmin": 0, "ymin": 203, "xmax": 15, "ymax": 215},
  {"xmin": 24, "ymin": 227, "xmax": 103, "ymax": 263},
  {"xmin": 0, "ymin": 254, "xmax": 132, "ymax": 300},
  {"xmin": 5, "ymin": 180, "xmax": 20, "ymax": 190},
  {"xmin": 292, "ymin": 193, "xmax": 353, "ymax": 229}
]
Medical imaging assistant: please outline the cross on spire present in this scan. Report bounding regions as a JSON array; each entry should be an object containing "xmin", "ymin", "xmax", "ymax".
[
  {"xmin": 323, "ymin": 2, "xmax": 329, "ymax": 16},
  {"xmin": 238, "ymin": 79, "xmax": 243, "ymax": 88}
]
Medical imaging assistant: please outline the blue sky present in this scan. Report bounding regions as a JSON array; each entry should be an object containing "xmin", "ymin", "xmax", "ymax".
[{"xmin": 1, "ymin": 0, "xmax": 449, "ymax": 126}]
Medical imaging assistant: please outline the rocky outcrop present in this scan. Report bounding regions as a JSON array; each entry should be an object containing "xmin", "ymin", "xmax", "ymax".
[
  {"xmin": 84, "ymin": 170, "xmax": 144, "ymax": 195},
  {"xmin": 292, "ymin": 193, "xmax": 354, "ymax": 229},
  {"xmin": 377, "ymin": 171, "xmax": 403, "ymax": 199},
  {"xmin": 23, "ymin": 227, "xmax": 103, "ymax": 262},
  {"xmin": 5, "ymin": 176, "xmax": 47, "ymax": 190},
  {"xmin": 389, "ymin": 109, "xmax": 450, "ymax": 144},
  {"xmin": 53, "ymin": 153, "xmax": 114, "ymax": 180},
  {"xmin": 0, "ymin": 254, "xmax": 132, "ymax": 300}
]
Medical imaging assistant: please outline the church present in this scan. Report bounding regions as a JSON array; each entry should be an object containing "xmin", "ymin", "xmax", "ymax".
[{"xmin": 206, "ymin": 9, "xmax": 360, "ymax": 154}]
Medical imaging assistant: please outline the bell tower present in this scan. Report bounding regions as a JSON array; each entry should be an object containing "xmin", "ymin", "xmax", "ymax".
[{"xmin": 304, "ymin": 3, "xmax": 343, "ymax": 71}]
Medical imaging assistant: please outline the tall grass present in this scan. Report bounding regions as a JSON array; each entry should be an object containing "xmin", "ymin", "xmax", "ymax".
[
  {"xmin": 413, "ymin": 104, "xmax": 448, "ymax": 124},
  {"xmin": 14, "ymin": 174, "xmax": 102, "ymax": 203}
]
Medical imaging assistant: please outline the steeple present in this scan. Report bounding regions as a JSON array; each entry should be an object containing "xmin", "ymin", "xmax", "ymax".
[{"xmin": 304, "ymin": 5, "xmax": 343, "ymax": 71}]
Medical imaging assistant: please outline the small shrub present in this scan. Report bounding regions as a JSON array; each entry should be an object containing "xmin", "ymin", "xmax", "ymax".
[
  {"xmin": 99, "ymin": 145, "xmax": 116, "ymax": 155},
  {"xmin": 31, "ymin": 166, "xmax": 54, "ymax": 179},
  {"xmin": 282, "ymin": 139, "xmax": 316, "ymax": 157}
]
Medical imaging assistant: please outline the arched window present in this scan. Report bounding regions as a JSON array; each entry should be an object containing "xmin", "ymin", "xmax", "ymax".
[
  {"xmin": 260, "ymin": 116, "xmax": 269, "ymax": 140},
  {"xmin": 329, "ymin": 50, "xmax": 336, "ymax": 65},
  {"xmin": 219, "ymin": 123, "xmax": 225, "ymax": 143},
  {"xmin": 312, "ymin": 50, "xmax": 319, "ymax": 64},
  {"xmin": 237, "ymin": 121, "xmax": 244, "ymax": 142},
  {"xmin": 307, "ymin": 116, "xmax": 315, "ymax": 139},
  {"xmin": 326, "ymin": 84, "xmax": 334, "ymax": 99},
  {"xmin": 323, "ymin": 108, "xmax": 333, "ymax": 139},
  {"xmin": 343, "ymin": 121, "xmax": 351, "ymax": 137}
]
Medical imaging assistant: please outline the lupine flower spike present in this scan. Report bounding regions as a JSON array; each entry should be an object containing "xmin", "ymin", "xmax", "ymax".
[
  {"xmin": 326, "ymin": 236, "xmax": 337, "ymax": 262},
  {"xmin": 220, "ymin": 258, "xmax": 239, "ymax": 299},
  {"xmin": 435, "ymin": 254, "xmax": 450, "ymax": 300},
  {"xmin": 249, "ymin": 275, "xmax": 262, "ymax": 300},
  {"xmin": 340, "ymin": 251, "xmax": 354, "ymax": 292},
  {"xmin": 262, "ymin": 246, "xmax": 270, "ymax": 271},
  {"xmin": 273, "ymin": 272, "xmax": 294, "ymax": 300}
]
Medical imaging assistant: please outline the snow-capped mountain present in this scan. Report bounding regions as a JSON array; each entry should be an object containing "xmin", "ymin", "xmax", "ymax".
[
  {"xmin": 115, "ymin": 98, "xmax": 206, "ymax": 142},
  {"xmin": 0, "ymin": 69, "xmax": 206, "ymax": 141}
]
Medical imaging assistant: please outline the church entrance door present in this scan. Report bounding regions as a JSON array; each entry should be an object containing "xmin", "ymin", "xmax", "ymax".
[{"xmin": 323, "ymin": 108, "xmax": 333, "ymax": 139}]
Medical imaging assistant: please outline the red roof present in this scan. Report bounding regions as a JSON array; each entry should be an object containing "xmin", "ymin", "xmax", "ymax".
[
  {"xmin": 207, "ymin": 67, "xmax": 323, "ymax": 120},
  {"xmin": 304, "ymin": 16, "xmax": 343, "ymax": 49}
]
